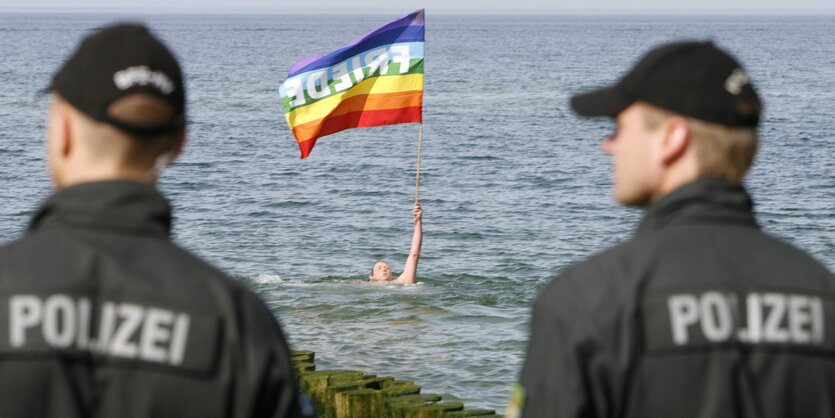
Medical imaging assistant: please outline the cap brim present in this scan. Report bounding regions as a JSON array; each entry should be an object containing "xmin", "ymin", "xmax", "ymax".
[{"xmin": 570, "ymin": 85, "xmax": 632, "ymax": 118}]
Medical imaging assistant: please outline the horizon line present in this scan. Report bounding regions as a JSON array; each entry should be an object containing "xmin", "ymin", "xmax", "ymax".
[{"xmin": 2, "ymin": 7, "xmax": 835, "ymax": 15}]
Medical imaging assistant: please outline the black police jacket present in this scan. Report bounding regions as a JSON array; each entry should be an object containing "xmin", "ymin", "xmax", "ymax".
[
  {"xmin": 0, "ymin": 181, "xmax": 306, "ymax": 418},
  {"xmin": 519, "ymin": 178, "xmax": 835, "ymax": 418}
]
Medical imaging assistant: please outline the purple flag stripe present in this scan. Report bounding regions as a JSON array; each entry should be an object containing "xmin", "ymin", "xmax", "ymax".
[{"xmin": 287, "ymin": 9, "xmax": 424, "ymax": 77}]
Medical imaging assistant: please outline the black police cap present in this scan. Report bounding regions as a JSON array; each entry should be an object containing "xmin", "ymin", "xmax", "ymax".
[
  {"xmin": 48, "ymin": 23, "xmax": 186, "ymax": 137},
  {"xmin": 571, "ymin": 41, "xmax": 762, "ymax": 127}
]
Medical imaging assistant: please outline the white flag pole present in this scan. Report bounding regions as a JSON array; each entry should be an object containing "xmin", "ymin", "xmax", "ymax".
[{"xmin": 414, "ymin": 123, "xmax": 423, "ymax": 203}]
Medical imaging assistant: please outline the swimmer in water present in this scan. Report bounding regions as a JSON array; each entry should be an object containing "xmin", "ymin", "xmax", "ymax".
[{"xmin": 369, "ymin": 202, "xmax": 423, "ymax": 284}]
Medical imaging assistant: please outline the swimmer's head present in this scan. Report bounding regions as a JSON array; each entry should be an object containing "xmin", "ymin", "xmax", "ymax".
[{"xmin": 369, "ymin": 260, "xmax": 392, "ymax": 282}]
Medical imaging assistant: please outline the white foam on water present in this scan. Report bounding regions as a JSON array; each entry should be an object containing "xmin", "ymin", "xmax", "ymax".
[
  {"xmin": 254, "ymin": 273, "xmax": 283, "ymax": 284},
  {"xmin": 255, "ymin": 274, "xmax": 373, "ymax": 287}
]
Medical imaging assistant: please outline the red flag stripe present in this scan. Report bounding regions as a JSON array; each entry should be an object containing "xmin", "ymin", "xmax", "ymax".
[
  {"xmin": 290, "ymin": 91, "xmax": 423, "ymax": 143},
  {"xmin": 294, "ymin": 106, "xmax": 422, "ymax": 159}
]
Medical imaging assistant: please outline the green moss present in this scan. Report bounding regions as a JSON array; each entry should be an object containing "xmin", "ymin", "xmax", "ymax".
[
  {"xmin": 293, "ymin": 361, "xmax": 315, "ymax": 373},
  {"xmin": 291, "ymin": 350, "xmax": 315, "ymax": 362},
  {"xmin": 381, "ymin": 379, "xmax": 415, "ymax": 389},
  {"xmin": 300, "ymin": 370, "xmax": 364, "ymax": 418},
  {"xmin": 292, "ymin": 353, "xmax": 493, "ymax": 418},
  {"xmin": 328, "ymin": 371, "xmax": 366, "ymax": 385},
  {"xmin": 385, "ymin": 399, "xmax": 428, "ymax": 418},
  {"xmin": 334, "ymin": 389, "xmax": 385, "ymax": 418},
  {"xmin": 388, "ymin": 394, "xmax": 443, "ymax": 404},
  {"xmin": 382, "ymin": 385, "xmax": 422, "ymax": 397},
  {"xmin": 403, "ymin": 402, "xmax": 465, "ymax": 418},
  {"xmin": 365, "ymin": 376, "xmax": 395, "ymax": 389},
  {"xmin": 444, "ymin": 409, "xmax": 497, "ymax": 416}
]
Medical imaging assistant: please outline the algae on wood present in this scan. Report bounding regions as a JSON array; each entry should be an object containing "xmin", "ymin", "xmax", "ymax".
[
  {"xmin": 384, "ymin": 393, "xmax": 445, "ymax": 418},
  {"xmin": 444, "ymin": 409, "xmax": 497, "ymax": 416},
  {"xmin": 382, "ymin": 384, "xmax": 422, "ymax": 397},
  {"xmin": 300, "ymin": 370, "xmax": 364, "ymax": 418},
  {"xmin": 327, "ymin": 371, "xmax": 365, "ymax": 385},
  {"xmin": 293, "ymin": 362, "xmax": 315, "ymax": 373},
  {"xmin": 334, "ymin": 388, "xmax": 385, "ymax": 418},
  {"xmin": 364, "ymin": 376, "xmax": 395, "ymax": 389},
  {"xmin": 388, "ymin": 394, "xmax": 443, "ymax": 404},
  {"xmin": 291, "ymin": 350, "xmax": 315, "ymax": 362},
  {"xmin": 381, "ymin": 379, "xmax": 415, "ymax": 389},
  {"xmin": 403, "ymin": 401, "xmax": 465, "ymax": 418},
  {"xmin": 293, "ymin": 349, "xmax": 498, "ymax": 418},
  {"xmin": 323, "ymin": 378, "xmax": 377, "ymax": 417}
]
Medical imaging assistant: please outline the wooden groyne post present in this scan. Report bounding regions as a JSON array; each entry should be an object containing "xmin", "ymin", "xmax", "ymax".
[{"xmin": 291, "ymin": 350, "xmax": 503, "ymax": 418}]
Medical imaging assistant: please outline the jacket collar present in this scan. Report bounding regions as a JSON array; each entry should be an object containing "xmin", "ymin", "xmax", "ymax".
[
  {"xmin": 636, "ymin": 177, "xmax": 758, "ymax": 235},
  {"xmin": 28, "ymin": 180, "xmax": 172, "ymax": 237}
]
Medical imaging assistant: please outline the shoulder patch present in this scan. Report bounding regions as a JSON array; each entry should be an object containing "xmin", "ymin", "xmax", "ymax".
[{"xmin": 505, "ymin": 382, "xmax": 526, "ymax": 418}]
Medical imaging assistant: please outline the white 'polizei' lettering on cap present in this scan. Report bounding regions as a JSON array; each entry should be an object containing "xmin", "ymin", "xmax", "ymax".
[
  {"xmin": 724, "ymin": 68, "xmax": 750, "ymax": 95},
  {"xmin": 113, "ymin": 66, "xmax": 175, "ymax": 95},
  {"xmin": 8, "ymin": 294, "xmax": 190, "ymax": 366}
]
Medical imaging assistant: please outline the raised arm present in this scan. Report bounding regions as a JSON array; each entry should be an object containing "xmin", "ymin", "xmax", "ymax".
[{"xmin": 394, "ymin": 202, "xmax": 422, "ymax": 284}]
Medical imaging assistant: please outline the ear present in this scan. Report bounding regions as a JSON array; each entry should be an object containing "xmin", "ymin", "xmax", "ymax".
[
  {"xmin": 659, "ymin": 116, "xmax": 690, "ymax": 166},
  {"xmin": 52, "ymin": 100, "xmax": 73, "ymax": 158},
  {"xmin": 45, "ymin": 99, "xmax": 75, "ymax": 160},
  {"xmin": 45, "ymin": 99, "xmax": 77, "ymax": 188},
  {"xmin": 168, "ymin": 130, "xmax": 187, "ymax": 165}
]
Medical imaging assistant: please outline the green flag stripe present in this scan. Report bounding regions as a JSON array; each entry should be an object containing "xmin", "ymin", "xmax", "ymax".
[{"xmin": 282, "ymin": 59, "xmax": 424, "ymax": 112}]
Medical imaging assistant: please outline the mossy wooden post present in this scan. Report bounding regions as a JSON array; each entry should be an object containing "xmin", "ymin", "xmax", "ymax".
[
  {"xmin": 444, "ymin": 410, "xmax": 498, "ymax": 416},
  {"xmin": 300, "ymin": 370, "xmax": 364, "ymax": 417},
  {"xmin": 294, "ymin": 362, "xmax": 315, "ymax": 374},
  {"xmin": 291, "ymin": 351, "xmax": 316, "ymax": 378},
  {"xmin": 326, "ymin": 379, "xmax": 373, "ymax": 404},
  {"xmin": 291, "ymin": 350, "xmax": 315, "ymax": 363},
  {"xmin": 334, "ymin": 389, "xmax": 385, "ymax": 418},
  {"xmin": 322, "ymin": 377, "xmax": 379, "ymax": 417},
  {"xmin": 381, "ymin": 380, "xmax": 415, "ymax": 389},
  {"xmin": 365, "ymin": 376, "xmax": 395, "ymax": 389},
  {"xmin": 328, "ymin": 371, "xmax": 365, "ymax": 385},
  {"xmin": 388, "ymin": 394, "xmax": 442, "ymax": 404},
  {"xmin": 291, "ymin": 349, "xmax": 500, "ymax": 418},
  {"xmin": 384, "ymin": 394, "xmax": 442, "ymax": 418},
  {"xmin": 403, "ymin": 401, "xmax": 465, "ymax": 418},
  {"xmin": 299, "ymin": 371, "xmax": 330, "ymax": 413},
  {"xmin": 381, "ymin": 380, "xmax": 421, "ymax": 398}
]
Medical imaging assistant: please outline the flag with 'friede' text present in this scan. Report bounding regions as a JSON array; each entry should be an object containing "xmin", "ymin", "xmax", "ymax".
[{"xmin": 279, "ymin": 9, "xmax": 424, "ymax": 159}]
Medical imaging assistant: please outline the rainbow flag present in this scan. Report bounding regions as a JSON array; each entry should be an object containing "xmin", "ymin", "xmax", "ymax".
[{"xmin": 279, "ymin": 10, "xmax": 425, "ymax": 159}]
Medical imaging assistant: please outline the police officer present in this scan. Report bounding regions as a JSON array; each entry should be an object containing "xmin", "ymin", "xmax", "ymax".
[
  {"xmin": 0, "ymin": 24, "xmax": 310, "ymax": 417},
  {"xmin": 511, "ymin": 41, "xmax": 835, "ymax": 417}
]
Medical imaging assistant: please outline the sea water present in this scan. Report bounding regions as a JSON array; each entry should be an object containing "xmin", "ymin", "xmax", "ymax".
[{"xmin": 1, "ymin": 12, "xmax": 833, "ymax": 411}]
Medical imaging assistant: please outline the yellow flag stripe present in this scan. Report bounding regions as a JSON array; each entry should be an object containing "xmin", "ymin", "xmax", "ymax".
[{"xmin": 285, "ymin": 73, "xmax": 424, "ymax": 128}]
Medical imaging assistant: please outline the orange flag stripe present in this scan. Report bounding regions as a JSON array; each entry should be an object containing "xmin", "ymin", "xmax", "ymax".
[{"xmin": 290, "ymin": 90, "xmax": 423, "ymax": 143}]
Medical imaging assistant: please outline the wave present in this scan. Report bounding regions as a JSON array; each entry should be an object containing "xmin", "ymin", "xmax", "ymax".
[{"xmin": 253, "ymin": 273, "xmax": 427, "ymax": 287}]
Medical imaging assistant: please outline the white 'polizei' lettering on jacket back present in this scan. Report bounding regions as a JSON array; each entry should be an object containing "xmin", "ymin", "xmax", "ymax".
[
  {"xmin": 668, "ymin": 292, "xmax": 825, "ymax": 346},
  {"xmin": 9, "ymin": 295, "xmax": 190, "ymax": 365}
]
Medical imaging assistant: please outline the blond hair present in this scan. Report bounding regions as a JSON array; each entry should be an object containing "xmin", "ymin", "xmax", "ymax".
[
  {"xmin": 69, "ymin": 94, "xmax": 181, "ymax": 170},
  {"xmin": 643, "ymin": 105, "xmax": 758, "ymax": 182}
]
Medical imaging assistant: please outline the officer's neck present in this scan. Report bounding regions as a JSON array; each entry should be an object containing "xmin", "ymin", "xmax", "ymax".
[
  {"xmin": 644, "ymin": 155, "xmax": 701, "ymax": 207},
  {"xmin": 52, "ymin": 161, "xmax": 157, "ymax": 190}
]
